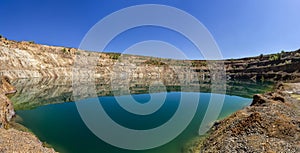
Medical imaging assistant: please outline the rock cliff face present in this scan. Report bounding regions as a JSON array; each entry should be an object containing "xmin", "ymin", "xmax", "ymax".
[
  {"xmin": 0, "ymin": 76, "xmax": 16, "ymax": 129},
  {"xmin": 0, "ymin": 37, "xmax": 299, "ymax": 81},
  {"xmin": 224, "ymin": 52, "xmax": 300, "ymax": 81},
  {"xmin": 0, "ymin": 37, "xmax": 194, "ymax": 80},
  {"xmin": 0, "ymin": 38, "xmax": 75, "ymax": 78}
]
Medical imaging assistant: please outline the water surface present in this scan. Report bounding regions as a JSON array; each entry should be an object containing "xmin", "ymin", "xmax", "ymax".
[{"xmin": 11, "ymin": 78, "xmax": 272, "ymax": 153}]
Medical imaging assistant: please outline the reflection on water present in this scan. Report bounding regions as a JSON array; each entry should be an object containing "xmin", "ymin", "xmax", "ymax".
[
  {"xmin": 16, "ymin": 92, "xmax": 251, "ymax": 153},
  {"xmin": 10, "ymin": 77, "xmax": 273, "ymax": 110},
  {"xmin": 9, "ymin": 77, "xmax": 273, "ymax": 153}
]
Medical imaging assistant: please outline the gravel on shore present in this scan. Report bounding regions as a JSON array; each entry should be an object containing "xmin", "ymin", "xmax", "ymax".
[{"xmin": 187, "ymin": 82, "xmax": 300, "ymax": 153}]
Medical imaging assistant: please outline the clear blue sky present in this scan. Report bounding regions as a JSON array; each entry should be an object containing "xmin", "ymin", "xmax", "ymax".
[{"xmin": 0, "ymin": 0, "xmax": 299, "ymax": 59}]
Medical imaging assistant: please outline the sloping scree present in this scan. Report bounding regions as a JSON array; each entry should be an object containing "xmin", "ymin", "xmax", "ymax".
[{"xmin": 194, "ymin": 83, "xmax": 300, "ymax": 153}]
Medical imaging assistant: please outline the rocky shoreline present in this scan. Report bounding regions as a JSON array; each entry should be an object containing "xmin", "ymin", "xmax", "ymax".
[
  {"xmin": 187, "ymin": 82, "xmax": 300, "ymax": 153},
  {"xmin": 0, "ymin": 76, "xmax": 56, "ymax": 153}
]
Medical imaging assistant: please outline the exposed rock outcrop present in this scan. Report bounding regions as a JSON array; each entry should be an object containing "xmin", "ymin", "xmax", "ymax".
[
  {"xmin": 189, "ymin": 83, "xmax": 300, "ymax": 153},
  {"xmin": 1, "ymin": 37, "xmax": 300, "ymax": 81},
  {"xmin": 0, "ymin": 76, "xmax": 16, "ymax": 129}
]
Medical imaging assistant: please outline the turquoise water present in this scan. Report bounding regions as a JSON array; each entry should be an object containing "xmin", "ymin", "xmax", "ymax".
[{"xmin": 16, "ymin": 92, "xmax": 252, "ymax": 153}]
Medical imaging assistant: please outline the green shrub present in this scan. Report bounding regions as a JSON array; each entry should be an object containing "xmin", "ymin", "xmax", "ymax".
[
  {"xmin": 285, "ymin": 60, "xmax": 292, "ymax": 64},
  {"xmin": 269, "ymin": 54, "xmax": 280, "ymax": 61},
  {"xmin": 144, "ymin": 59, "xmax": 166, "ymax": 66},
  {"xmin": 42, "ymin": 141, "xmax": 53, "ymax": 148},
  {"xmin": 108, "ymin": 53, "xmax": 121, "ymax": 60},
  {"xmin": 261, "ymin": 75, "xmax": 265, "ymax": 82},
  {"xmin": 191, "ymin": 61, "xmax": 196, "ymax": 67},
  {"xmin": 259, "ymin": 54, "xmax": 264, "ymax": 60},
  {"xmin": 61, "ymin": 48, "xmax": 67, "ymax": 54},
  {"xmin": 191, "ymin": 61, "xmax": 207, "ymax": 67}
]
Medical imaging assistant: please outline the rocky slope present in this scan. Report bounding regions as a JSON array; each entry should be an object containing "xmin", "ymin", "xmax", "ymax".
[
  {"xmin": 0, "ymin": 36, "xmax": 299, "ymax": 81},
  {"xmin": 225, "ymin": 52, "xmax": 300, "ymax": 81},
  {"xmin": 0, "ymin": 76, "xmax": 56, "ymax": 152},
  {"xmin": 0, "ymin": 36, "xmax": 196, "ymax": 81},
  {"xmin": 187, "ymin": 82, "xmax": 300, "ymax": 153},
  {"xmin": 0, "ymin": 128, "xmax": 56, "ymax": 153}
]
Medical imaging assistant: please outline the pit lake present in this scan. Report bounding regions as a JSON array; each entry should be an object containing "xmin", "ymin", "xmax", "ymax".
[{"xmin": 9, "ymin": 78, "xmax": 273, "ymax": 153}]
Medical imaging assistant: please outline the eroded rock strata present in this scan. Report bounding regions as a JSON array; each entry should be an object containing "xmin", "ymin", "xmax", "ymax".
[{"xmin": 0, "ymin": 36, "xmax": 299, "ymax": 81}]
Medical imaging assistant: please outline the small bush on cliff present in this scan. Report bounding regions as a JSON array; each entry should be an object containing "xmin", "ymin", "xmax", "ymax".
[
  {"xmin": 285, "ymin": 60, "xmax": 292, "ymax": 64},
  {"xmin": 259, "ymin": 54, "xmax": 264, "ymax": 60},
  {"xmin": 108, "ymin": 53, "xmax": 121, "ymax": 60},
  {"xmin": 61, "ymin": 48, "xmax": 67, "ymax": 54},
  {"xmin": 42, "ymin": 141, "xmax": 54, "ymax": 149},
  {"xmin": 144, "ymin": 59, "xmax": 166, "ymax": 66},
  {"xmin": 191, "ymin": 61, "xmax": 207, "ymax": 67},
  {"xmin": 269, "ymin": 53, "xmax": 281, "ymax": 61},
  {"xmin": 261, "ymin": 75, "xmax": 265, "ymax": 82}
]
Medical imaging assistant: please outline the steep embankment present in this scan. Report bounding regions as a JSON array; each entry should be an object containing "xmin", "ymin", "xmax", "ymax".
[
  {"xmin": 0, "ymin": 36, "xmax": 196, "ymax": 80},
  {"xmin": 0, "ymin": 76, "xmax": 16, "ymax": 129},
  {"xmin": 0, "ymin": 36, "xmax": 300, "ymax": 81},
  {"xmin": 0, "ymin": 76, "xmax": 56, "ymax": 152},
  {"xmin": 188, "ymin": 83, "xmax": 300, "ymax": 153}
]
